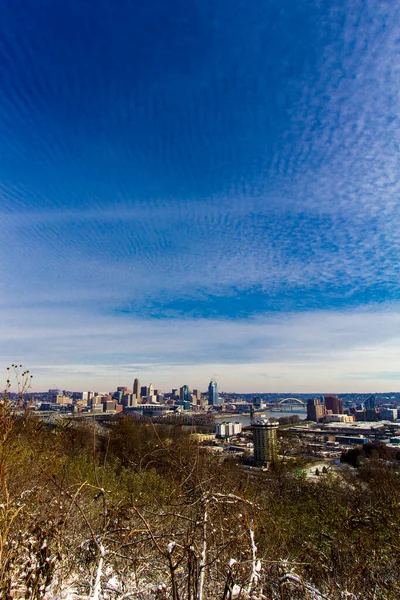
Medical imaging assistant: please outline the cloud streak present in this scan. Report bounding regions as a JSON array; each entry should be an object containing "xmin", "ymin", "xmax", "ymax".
[
  {"xmin": 1, "ymin": 1, "xmax": 400, "ymax": 389},
  {"xmin": 2, "ymin": 302, "xmax": 400, "ymax": 392}
]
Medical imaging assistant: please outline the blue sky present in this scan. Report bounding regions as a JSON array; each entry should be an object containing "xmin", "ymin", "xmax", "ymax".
[{"xmin": 1, "ymin": 0, "xmax": 400, "ymax": 392}]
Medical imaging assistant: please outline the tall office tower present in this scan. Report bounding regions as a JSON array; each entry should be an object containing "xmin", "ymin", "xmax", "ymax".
[
  {"xmin": 193, "ymin": 389, "xmax": 201, "ymax": 401},
  {"xmin": 324, "ymin": 395, "xmax": 343, "ymax": 414},
  {"xmin": 133, "ymin": 378, "xmax": 141, "ymax": 402},
  {"xmin": 180, "ymin": 385, "xmax": 189, "ymax": 401},
  {"xmin": 208, "ymin": 380, "xmax": 219, "ymax": 406},
  {"xmin": 114, "ymin": 391, "xmax": 124, "ymax": 403},
  {"xmin": 141, "ymin": 385, "xmax": 149, "ymax": 399},
  {"xmin": 252, "ymin": 420, "xmax": 279, "ymax": 465},
  {"xmin": 307, "ymin": 398, "xmax": 326, "ymax": 422},
  {"xmin": 122, "ymin": 393, "xmax": 136, "ymax": 408},
  {"xmin": 149, "ymin": 383, "xmax": 154, "ymax": 397}
]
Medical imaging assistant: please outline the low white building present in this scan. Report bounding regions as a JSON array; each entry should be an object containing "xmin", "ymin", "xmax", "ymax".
[{"xmin": 215, "ymin": 421, "xmax": 242, "ymax": 438}]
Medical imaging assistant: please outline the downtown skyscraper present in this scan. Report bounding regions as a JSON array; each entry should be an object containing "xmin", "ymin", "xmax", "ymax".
[
  {"xmin": 208, "ymin": 380, "xmax": 220, "ymax": 406},
  {"xmin": 133, "ymin": 378, "xmax": 140, "ymax": 402}
]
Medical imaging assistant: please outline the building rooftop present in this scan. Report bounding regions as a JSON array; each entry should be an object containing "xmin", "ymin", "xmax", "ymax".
[
  {"xmin": 323, "ymin": 421, "xmax": 388, "ymax": 430},
  {"xmin": 252, "ymin": 419, "xmax": 279, "ymax": 427}
]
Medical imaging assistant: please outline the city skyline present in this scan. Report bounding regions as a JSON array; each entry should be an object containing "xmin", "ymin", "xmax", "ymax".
[{"xmin": 2, "ymin": 1, "xmax": 400, "ymax": 392}]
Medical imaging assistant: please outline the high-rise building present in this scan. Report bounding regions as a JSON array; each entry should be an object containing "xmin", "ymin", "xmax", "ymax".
[
  {"xmin": 91, "ymin": 395, "xmax": 104, "ymax": 407},
  {"xmin": 123, "ymin": 393, "xmax": 137, "ymax": 408},
  {"xmin": 252, "ymin": 420, "xmax": 278, "ymax": 465},
  {"xmin": 193, "ymin": 389, "xmax": 202, "ymax": 401},
  {"xmin": 324, "ymin": 395, "xmax": 343, "ymax": 414},
  {"xmin": 307, "ymin": 398, "xmax": 326, "ymax": 422},
  {"xmin": 179, "ymin": 385, "xmax": 190, "ymax": 401},
  {"xmin": 149, "ymin": 383, "xmax": 154, "ymax": 397},
  {"xmin": 113, "ymin": 391, "xmax": 124, "ymax": 403},
  {"xmin": 115, "ymin": 387, "xmax": 131, "ymax": 404},
  {"xmin": 133, "ymin": 378, "xmax": 141, "ymax": 402},
  {"xmin": 141, "ymin": 385, "xmax": 149, "ymax": 399},
  {"xmin": 208, "ymin": 380, "xmax": 219, "ymax": 406}
]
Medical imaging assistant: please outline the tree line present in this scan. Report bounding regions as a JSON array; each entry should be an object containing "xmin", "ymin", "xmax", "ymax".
[{"xmin": 1, "ymin": 368, "xmax": 400, "ymax": 599}]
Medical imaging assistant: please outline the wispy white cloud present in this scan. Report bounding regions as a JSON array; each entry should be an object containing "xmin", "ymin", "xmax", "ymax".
[
  {"xmin": 1, "ymin": 0, "xmax": 400, "ymax": 390},
  {"xmin": 2, "ymin": 303, "xmax": 400, "ymax": 392}
]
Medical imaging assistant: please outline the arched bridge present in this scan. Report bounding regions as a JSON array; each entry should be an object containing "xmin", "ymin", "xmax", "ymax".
[{"xmin": 277, "ymin": 398, "xmax": 306, "ymax": 406}]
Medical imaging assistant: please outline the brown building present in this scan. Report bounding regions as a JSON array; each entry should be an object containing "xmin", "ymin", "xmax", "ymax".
[
  {"xmin": 324, "ymin": 395, "xmax": 343, "ymax": 415},
  {"xmin": 307, "ymin": 398, "xmax": 326, "ymax": 422},
  {"xmin": 55, "ymin": 395, "xmax": 71, "ymax": 405}
]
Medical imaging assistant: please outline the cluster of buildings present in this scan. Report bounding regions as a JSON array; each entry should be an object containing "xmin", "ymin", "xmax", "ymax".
[
  {"xmin": 307, "ymin": 395, "xmax": 398, "ymax": 423},
  {"xmin": 252, "ymin": 419, "xmax": 279, "ymax": 466},
  {"xmin": 39, "ymin": 379, "xmax": 221, "ymax": 414},
  {"xmin": 307, "ymin": 395, "xmax": 344, "ymax": 421},
  {"xmin": 44, "ymin": 380, "xmax": 281, "ymax": 469},
  {"xmin": 28, "ymin": 385, "xmax": 400, "ymax": 474},
  {"xmin": 207, "ymin": 418, "xmax": 278, "ymax": 468},
  {"xmin": 287, "ymin": 419, "xmax": 400, "ymax": 457}
]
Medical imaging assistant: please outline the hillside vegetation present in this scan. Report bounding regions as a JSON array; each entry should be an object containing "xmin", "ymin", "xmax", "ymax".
[{"xmin": 1, "ymin": 395, "xmax": 400, "ymax": 598}]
